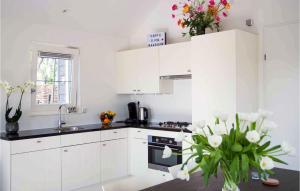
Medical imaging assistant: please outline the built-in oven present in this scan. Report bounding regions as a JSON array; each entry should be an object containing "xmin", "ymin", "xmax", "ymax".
[{"xmin": 148, "ymin": 135, "xmax": 182, "ymax": 172}]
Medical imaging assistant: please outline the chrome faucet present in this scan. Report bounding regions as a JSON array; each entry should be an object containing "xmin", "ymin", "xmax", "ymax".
[{"xmin": 58, "ymin": 104, "xmax": 68, "ymax": 129}]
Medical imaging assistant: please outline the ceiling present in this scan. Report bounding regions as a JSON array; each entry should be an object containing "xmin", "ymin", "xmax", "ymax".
[{"xmin": 1, "ymin": 0, "xmax": 162, "ymax": 37}]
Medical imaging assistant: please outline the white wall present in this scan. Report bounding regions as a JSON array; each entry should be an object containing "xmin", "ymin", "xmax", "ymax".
[{"xmin": 1, "ymin": 22, "xmax": 130, "ymax": 130}]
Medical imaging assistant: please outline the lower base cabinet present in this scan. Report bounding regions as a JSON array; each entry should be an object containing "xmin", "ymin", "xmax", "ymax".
[
  {"xmin": 62, "ymin": 142, "xmax": 101, "ymax": 191},
  {"xmin": 101, "ymin": 138, "xmax": 128, "ymax": 182},
  {"xmin": 129, "ymin": 138, "xmax": 148, "ymax": 176},
  {"xmin": 11, "ymin": 148, "xmax": 61, "ymax": 191}
]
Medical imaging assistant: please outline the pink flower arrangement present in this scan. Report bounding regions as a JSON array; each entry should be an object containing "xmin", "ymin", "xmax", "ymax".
[{"xmin": 171, "ymin": 0, "xmax": 231, "ymax": 36}]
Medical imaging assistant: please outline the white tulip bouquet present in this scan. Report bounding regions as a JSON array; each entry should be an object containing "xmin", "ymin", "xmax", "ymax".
[{"xmin": 163, "ymin": 110, "xmax": 295, "ymax": 191}]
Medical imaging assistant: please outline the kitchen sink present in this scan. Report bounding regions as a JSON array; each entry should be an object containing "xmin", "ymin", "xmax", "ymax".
[{"xmin": 54, "ymin": 126, "xmax": 84, "ymax": 132}]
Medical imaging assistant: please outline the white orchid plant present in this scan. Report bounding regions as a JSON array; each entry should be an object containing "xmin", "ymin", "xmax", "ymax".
[
  {"xmin": 0, "ymin": 81, "xmax": 35, "ymax": 123},
  {"xmin": 163, "ymin": 110, "xmax": 295, "ymax": 190}
]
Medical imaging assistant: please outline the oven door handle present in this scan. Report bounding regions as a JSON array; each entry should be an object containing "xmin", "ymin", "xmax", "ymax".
[{"xmin": 148, "ymin": 144, "xmax": 181, "ymax": 152}]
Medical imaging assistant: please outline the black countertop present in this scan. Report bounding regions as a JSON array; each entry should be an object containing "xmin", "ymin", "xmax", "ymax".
[
  {"xmin": 0, "ymin": 122, "xmax": 191, "ymax": 141},
  {"xmin": 141, "ymin": 168, "xmax": 299, "ymax": 191}
]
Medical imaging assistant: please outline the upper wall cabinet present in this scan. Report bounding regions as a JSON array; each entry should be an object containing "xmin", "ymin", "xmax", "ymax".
[
  {"xmin": 116, "ymin": 47, "xmax": 172, "ymax": 94},
  {"xmin": 191, "ymin": 30, "xmax": 258, "ymax": 121},
  {"xmin": 159, "ymin": 42, "xmax": 191, "ymax": 76}
]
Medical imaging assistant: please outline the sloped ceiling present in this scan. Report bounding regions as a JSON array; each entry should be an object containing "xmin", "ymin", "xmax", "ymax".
[{"xmin": 1, "ymin": 0, "xmax": 162, "ymax": 37}]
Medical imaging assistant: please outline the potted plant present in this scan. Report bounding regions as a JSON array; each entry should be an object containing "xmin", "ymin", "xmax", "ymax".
[
  {"xmin": 171, "ymin": 0, "xmax": 231, "ymax": 36},
  {"xmin": 163, "ymin": 110, "xmax": 295, "ymax": 191},
  {"xmin": 0, "ymin": 81, "xmax": 35, "ymax": 134}
]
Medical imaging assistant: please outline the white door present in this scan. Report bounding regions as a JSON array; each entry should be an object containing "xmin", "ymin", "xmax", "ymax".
[
  {"xmin": 116, "ymin": 50, "xmax": 138, "ymax": 94},
  {"xmin": 62, "ymin": 142, "xmax": 101, "ymax": 191},
  {"xmin": 11, "ymin": 149, "xmax": 61, "ymax": 191},
  {"xmin": 101, "ymin": 139, "xmax": 128, "ymax": 182},
  {"xmin": 159, "ymin": 42, "xmax": 191, "ymax": 76},
  {"xmin": 136, "ymin": 47, "xmax": 160, "ymax": 94},
  {"xmin": 263, "ymin": 23, "xmax": 299, "ymax": 170},
  {"xmin": 129, "ymin": 138, "xmax": 148, "ymax": 176}
]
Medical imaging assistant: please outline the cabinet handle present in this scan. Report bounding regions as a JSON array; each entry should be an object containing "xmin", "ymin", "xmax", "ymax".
[
  {"xmin": 133, "ymin": 89, "xmax": 137, "ymax": 92},
  {"xmin": 137, "ymin": 130, "xmax": 141, "ymax": 133},
  {"xmin": 137, "ymin": 90, "xmax": 141, "ymax": 92},
  {"xmin": 113, "ymin": 131, "xmax": 118, "ymax": 134},
  {"xmin": 103, "ymin": 144, "xmax": 106, "ymax": 146},
  {"xmin": 162, "ymin": 174, "xmax": 166, "ymax": 177},
  {"xmin": 187, "ymin": 69, "xmax": 191, "ymax": 73},
  {"xmin": 143, "ymin": 142, "xmax": 147, "ymax": 144},
  {"xmin": 64, "ymin": 149, "xmax": 68, "ymax": 152},
  {"xmin": 36, "ymin": 140, "xmax": 42, "ymax": 143}
]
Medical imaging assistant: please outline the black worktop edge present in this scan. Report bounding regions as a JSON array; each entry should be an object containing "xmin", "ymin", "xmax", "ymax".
[{"xmin": 0, "ymin": 123, "xmax": 191, "ymax": 141}]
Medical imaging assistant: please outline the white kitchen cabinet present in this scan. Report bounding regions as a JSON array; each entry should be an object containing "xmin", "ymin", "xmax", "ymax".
[
  {"xmin": 116, "ymin": 47, "xmax": 173, "ymax": 94},
  {"xmin": 11, "ymin": 148, "xmax": 61, "ymax": 191},
  {"xmin": 62, "ymin": 142, "xmax": 101, "ymax": 191},
  {"xmin": 159, "ymin": 42, "xmax": 191, "ymax": 76},
  {"xmin": 100, "ymin": 138, "xmax": 128, "ymax": 182},
  {"xmin": 129, "ymin": 138, "xmax": 148, "ymax": 176},
  {"xmin": 191, "ymin": 30, "xmax": 258, "ymax": 122},
  {"xmin": 116, "ymin": 50, "xmax": 138, "ymax": 94}
]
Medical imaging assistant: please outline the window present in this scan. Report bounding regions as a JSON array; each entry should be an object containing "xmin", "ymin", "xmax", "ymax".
[{"xmin": 31, "ymin": 44, "xmax": 79, "ymax": 114}]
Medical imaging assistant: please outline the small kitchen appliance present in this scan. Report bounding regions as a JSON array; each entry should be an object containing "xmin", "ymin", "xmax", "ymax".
[
  {"xmin": 125, "ymin": 102, "xmax": 138, "ymax": 124},
  {"xmin": 148, "ymin": 135, "xmax": 182, "ymax": 172},
  {"xmin": 138, "ymin": 107, "xmax": 149, "ymax": 124}
]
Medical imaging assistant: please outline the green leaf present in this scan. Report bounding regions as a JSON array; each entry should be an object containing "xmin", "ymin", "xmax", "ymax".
[
  {"xmin": 231, "ymin": 143, "xmax": 243, "ymax": 152},
  {"xmin": 195, "ymin": 144, "xmax": 203, "ymax": 159},
  {"xmin": 268, "ymin": 156, "xmax": 288, "ymax": 165},
  {"xmin": 257, "ymin": 141, "xmax": 271, "ymax": 153},
  {"xmin": 188, "ymin": 163, "xmax": 202, "ymax": 174},
  {"xmin": 207, "ymin": 125, "xmax": 214, "ymax": 135},
  {"xmin": 263, "ymin": 145, "xmax": 281, "ymax": 153},
  {"xmin": 215, "ymin": 118, "xmax": 220, "ymax": 125},
  {"xmin": 249, "ymin": 159, "xmax": 260, "ymax": 169},
  {"xmin": 235, "ymin": 113, "xmax": 240, "ymax": 132},
  {"xmin": 250, "ymin": 122, "xmax": 256, "ymax": 130},
  {"xmin": 241, "ymin": 154, "xmax": 249, "ymax": 181},
  {"xmin": 230, "ymin": 155, "xmax": 240, "ymax": 183},
  {"xmin": 242, "ymin": 144, "xmax": 252, "ymax": 153},
  {"xmin": 229, "ymin": 128, "xmax": 235, "ymax": 143}
]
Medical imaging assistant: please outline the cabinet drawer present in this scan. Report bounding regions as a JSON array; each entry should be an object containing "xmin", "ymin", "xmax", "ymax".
[
  {"xmin": 61, "ymin": 132, "xmax": 100, "ymax": 147},
  {"xmin": 100, "ymin": 128, "xmax": 128, "ymax": 141},
  {"xmin": 129, "ymin": 128, "xmax": 148, "ymax": 140},
  {"xmin": 11, "ymin": 136, "xmax": 61, "ymax": 154}
]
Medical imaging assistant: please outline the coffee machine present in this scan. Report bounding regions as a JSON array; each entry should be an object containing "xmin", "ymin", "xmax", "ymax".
[
  {"xmin": 125, "ymin": 102, "xmax": 139, "ymax": 124},
  {"xmin": 125, "ymin": 102, "xmax": 149, "ymax": 124}
]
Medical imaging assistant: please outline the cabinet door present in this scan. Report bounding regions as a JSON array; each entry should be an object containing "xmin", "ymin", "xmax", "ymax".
[
  {"xmin": 136, "ymin": 47, "xmax": 160, "ymax": 94},
  {"xmin": 159, "ymin": 42, "xmax": 191, "ymax": 76},
  {"xmin": 116, "ymin": 50, "xmax": 138, "ymax": 94},
  {"xmin": 101, "ymin": 139, "xmax": 128, "ymax": 182},
  {"xmin": 129, "ymin": 138, "xmax": 148, "ymax": 176},
  {"xmin": 11, "ymin": 149, "xmax": 61, "ymax": 191},
  {"xmin": 62, "ymin": 142, "xmax": 101, "ymax": 191}
]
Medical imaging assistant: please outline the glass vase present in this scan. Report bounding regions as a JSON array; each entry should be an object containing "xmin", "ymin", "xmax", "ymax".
[
  {"xmin": 6, "ymin": 122, "xmax": 19, "ymax": 134},
  {"xmin": 221, "ymin": 169, "xmax": 240, "ymax": 191},
  {"xmin": 222, "ymin": 178, "xmax": 240, "ymax": 191}
]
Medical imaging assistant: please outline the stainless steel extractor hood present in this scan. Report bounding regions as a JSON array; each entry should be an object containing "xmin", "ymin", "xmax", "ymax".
[{"xmin": 160, "ymin": 74, "xmax": 192, "ymax": 80}]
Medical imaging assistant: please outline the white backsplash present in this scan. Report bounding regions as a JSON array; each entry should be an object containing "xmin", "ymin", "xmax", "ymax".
[{"xmin": 130, "ymin": 80, "xmax": 192, "ymax": 122}]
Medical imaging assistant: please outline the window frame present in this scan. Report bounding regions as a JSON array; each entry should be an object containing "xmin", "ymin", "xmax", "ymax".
[{"xmin": 30, "ymin": 43, "xmax": 80, "ymax": 115}]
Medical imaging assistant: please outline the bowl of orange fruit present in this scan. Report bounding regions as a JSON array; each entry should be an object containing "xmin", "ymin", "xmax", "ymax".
[{"xmin": 100, "ymin": 111, "xmax": 116, "ymax": 126}]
